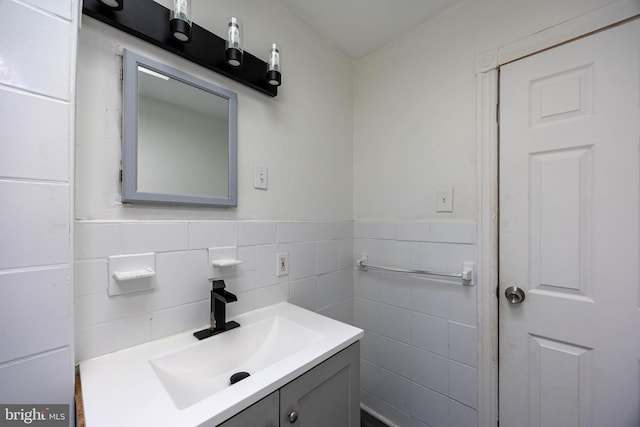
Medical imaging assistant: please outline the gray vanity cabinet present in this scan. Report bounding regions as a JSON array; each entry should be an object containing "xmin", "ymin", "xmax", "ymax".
[
  {"xmin": 218, "ymin": 390, "xmax": 279, "ymax": 427},
  {"xmin": 218, "ymin": 342, "xmax": 360, "ymax": 427},
  {"xmin": 280, "ymin": 341, "xmax": 360, "ymax": 427}
]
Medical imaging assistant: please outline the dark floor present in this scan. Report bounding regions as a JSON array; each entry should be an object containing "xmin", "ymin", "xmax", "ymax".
[{"xmin": 361, "ymin": 409, "xmax": 389, "ymax": 427}]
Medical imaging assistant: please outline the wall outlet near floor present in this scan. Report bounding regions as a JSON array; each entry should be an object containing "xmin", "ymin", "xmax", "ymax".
[
  {"xmin": 277, "ymin": 252, "xmax": 289, "ymax": 276},
  {"xmin": 436, "ymin": 188, "xmax": 454, "ymax": 212}
]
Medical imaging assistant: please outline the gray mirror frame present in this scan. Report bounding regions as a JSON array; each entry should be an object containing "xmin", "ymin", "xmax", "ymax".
[{"xmin": 122, "ymin": 49, "xmax": 238, "ymax": 207}]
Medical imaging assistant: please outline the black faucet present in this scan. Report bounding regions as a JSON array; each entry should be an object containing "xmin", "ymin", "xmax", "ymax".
[{"xmin": 193, "ymin": 279, "xmax": 240, "ymax": 340}]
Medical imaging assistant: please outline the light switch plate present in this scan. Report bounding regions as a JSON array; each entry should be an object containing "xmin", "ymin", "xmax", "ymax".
[
  {"xmin": 254, "ymin": 164, "xmax": 268, "ymax": 189},
  {"xmin": 436, "ymin": 188, "xmax": 454, "ymax": 212}
]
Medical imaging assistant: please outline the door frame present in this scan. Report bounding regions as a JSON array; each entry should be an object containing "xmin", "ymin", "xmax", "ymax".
[{"xmin": 475, "ymin": 2, "xmax": 640, "ymax": 426}]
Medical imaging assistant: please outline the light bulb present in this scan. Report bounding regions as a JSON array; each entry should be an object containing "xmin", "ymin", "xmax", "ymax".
[
  {"xmin": 170, "ymin": 0, "xmax": 192, "ymax": 42},
  {"xmin": 266, "ymin": 43, "xmax": 281, "ymax": 86},
  {"xmin": 225, "ymin": 17, "xmax": 243, "ymax": 67}
]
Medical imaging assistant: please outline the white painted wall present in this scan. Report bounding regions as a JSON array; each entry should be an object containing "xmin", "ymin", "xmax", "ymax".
[
  {"xmin": 0, "ymin": 0, "xmax": 77, "ymax": 419},
  {"xmin": 76, "ymin": 0, "xmax": 353, "ymax": 221},
  {"xmin": 74, "ymin": 0, "xmax": 355, "ymax": 362},
  {"xmin": 353, "ymin": 0, "xmax": 631, "ymax": 222},
  {"xmin": 352, "ymin": 0, "xmax": 637, "ymax": 425}
]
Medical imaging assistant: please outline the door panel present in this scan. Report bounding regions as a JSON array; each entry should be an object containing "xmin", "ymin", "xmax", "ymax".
[
  {"xmin": 528, "ymin": 335, "xmax": 593, "ymax": 427},
  {"xmin": 499, "ymin": 18, "xmax": 640, "ymax": 427},
  {"xmin": 279, "ymin": 342, "xmax": 360, "ymax": 427},
  {"xmin": 217, "ymin": 391, "xmax": 279, "ymax": 427}
]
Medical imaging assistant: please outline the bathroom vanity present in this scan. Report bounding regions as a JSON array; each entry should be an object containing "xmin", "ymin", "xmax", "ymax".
[
  {"xmin": 79, "ymin": 302, "xmax": 363, "ymax": 426},
  {"xmin": 219, "ymin": 343, "xmax": 359, "ymax": 427}
]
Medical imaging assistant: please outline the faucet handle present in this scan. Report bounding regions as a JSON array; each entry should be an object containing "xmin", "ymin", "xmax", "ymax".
[{"xmin": 211, "ymin": 279, "xmax": 226, "ymax": 290}]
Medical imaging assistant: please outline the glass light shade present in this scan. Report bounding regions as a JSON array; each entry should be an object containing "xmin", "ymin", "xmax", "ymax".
[
  {"xmin": 225, "ymin": 17, "xmax": 243, "ymax": 67},
  {"xmin": 98, "ymin": 0, "xmax": 123, "ymax": 10},
  {"xmin": 170, "ymin": 0, "xmax": 192, "ymax": 42},
  {"xmin": 266, "ymin": 43, "xmax": 281, "ymax": 86}
]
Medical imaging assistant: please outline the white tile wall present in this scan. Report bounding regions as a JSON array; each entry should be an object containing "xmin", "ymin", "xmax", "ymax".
[
  {"xmin": 150, "ymin": 300, "xmax": 209, "ymax": 340},
  {"xmin": 411, "ymin": 312, "xmax": 448, "ymax": 356},
  {"xmin": 412, "ymin": 348, "xmax": 449, "ymax": 395},
  {"xmin": 0, "ymin": 268, "xmax": 72, "ymax": 364},
  {"xmin": 355, "ymin": 221, "xmax": 478, "ymax": 427},
  {"xmin": 449, "ymin": 398, "xmax": 478, "ymax": 427},
  {"xmin": 449, "ymin": 361, "xmax": 477, "ymax": 408},
  {"xmin": 74, "ymin": 220, "xmax": 354, "ymax": 361},
  {"xmin": 0, "ymin": 347, "xmax": 73, "ymax": 404},
  {"xmin": 0, "ymin": 0, "xmax": 72, "ymax": 99},
  {"xmin": 190, "ymin": 221, "xmax": 238, "ymax": 248},
  {"xmin": 75, "ymin": 222, "xmax": 121, "ymax": 259},
  {"xmin": 379, "ymin": 304, "xmax": 411, "ymax": 344},
  {"xmin": 276, "ymin": 222, "xmax": 307, "ymax": 243},
  {"xmin": 290, "ymin": 242, "xmax": 318, "ymax": 280},
  {"xmin": 412, "ymin": 383, "xmax": 449, "ymax": 427},
  {"xmin": 238, "ymin": 222, "xmax": 277, "ymax": 246},
  {"xmin": 306, "ymin": 222, "xmax": 333, "ymax": 241},
  {"xmin": 74, "ymin": 219, "xmax": 479, "ymax": 425},
  {"xmin": 0, "ymin": 87, "xmax": 70, "ymax": 181},
  {"xmin": 0, "ymin": 0, "xmax": 76, "ymax": 413},
  {"xmin": 21, "ymin": 0, "xmax": 72, "ymax": 19},
  {"xmin": 449, "ymin": 321, "xmax": 478, "ymax": 367},
  {"xmin": 362, "ymin": 389, "xmax": 411, "ymax": 426},
  {"xmin": 0, "ymin": 181, "xmax": 70, "ymax": 269},
  {"xmin": 122, "ymin": 222, "xmax": 189, "ymax": 253},
  {"xmin": 290, "ymin": 277, "xmax": 317, "ymax": 311}
]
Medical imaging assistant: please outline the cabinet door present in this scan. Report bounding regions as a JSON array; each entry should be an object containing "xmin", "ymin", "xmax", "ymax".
[
  {"xmin": 218, "ymin": 390, "xmax": 279, "ymax": 427},
  {"xmin": 280, "ymin": 342, "xmax": 360, "ymax": 427}
]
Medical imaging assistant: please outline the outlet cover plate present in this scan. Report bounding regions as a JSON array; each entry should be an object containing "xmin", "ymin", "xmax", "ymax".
[{"xmin": 277, "ymin": 252, "xmax": 289, "ymax": 276}]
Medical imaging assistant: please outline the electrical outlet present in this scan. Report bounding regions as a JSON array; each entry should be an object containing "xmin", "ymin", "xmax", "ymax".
[
  {"xmin": 254, "ymin": 164, "xmax": 268, "ymax": 190},
  {"xmin": 277, "ymin": 252, "xmax": 289, "ymax": 276}
]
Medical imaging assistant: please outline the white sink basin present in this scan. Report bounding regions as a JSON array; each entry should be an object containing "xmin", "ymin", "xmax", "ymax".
[
  {"xmin": 150, "ymin": 316, "xmax": 323, "ymax": 409},
  {"xmin": 79, "ymin": 302, "xmax": 363, "ymax": 427}
]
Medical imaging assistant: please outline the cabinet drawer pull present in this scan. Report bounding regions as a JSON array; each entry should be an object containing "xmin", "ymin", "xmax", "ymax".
[{"xmin": 288, "ymin": 410, "xmax": 299, "ymax": 423}]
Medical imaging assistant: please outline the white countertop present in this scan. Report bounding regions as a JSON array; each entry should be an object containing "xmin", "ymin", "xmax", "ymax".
[{"xmin": 79, "ymin": 302, "xmax": 363, "ymax": 427}]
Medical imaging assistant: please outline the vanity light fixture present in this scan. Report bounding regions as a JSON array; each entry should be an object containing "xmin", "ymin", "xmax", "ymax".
[
  {"xmin": 170, "ymin": 0, "xmax": 192, "ymax": 42},
  {"xmin": 83, "ymin": 0, "xmax": 281, "ymax": 96},
  {"xmin": 266, "ymin": 43, "xmax": 282, "ymax": 86},
  {"xmin": 225, "ymin": 17, "xmax": 243, "ymax": 67},
  {"xmin": 97, "ymin": 0, "xmax": 123, "ymax": 10}
]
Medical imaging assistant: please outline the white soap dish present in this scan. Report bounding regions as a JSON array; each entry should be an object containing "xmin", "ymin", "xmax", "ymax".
[
  {"xmin": 211, "ymin": 259, "xmax": 243, "ymax": 268},
  {"xmin": 113, "ymin": 267, "xmax": 156, "ymax": 281}
]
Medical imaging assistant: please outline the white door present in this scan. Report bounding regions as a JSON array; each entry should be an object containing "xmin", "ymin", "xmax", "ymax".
[{"xmin": 499, "ymin": 18, "xmax": 640, "ymax": 427}]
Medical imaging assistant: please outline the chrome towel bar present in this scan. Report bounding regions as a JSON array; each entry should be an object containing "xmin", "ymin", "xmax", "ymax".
[{"xmin": 356, "ymin": 255, "xmax": 474, "ymax": 286}]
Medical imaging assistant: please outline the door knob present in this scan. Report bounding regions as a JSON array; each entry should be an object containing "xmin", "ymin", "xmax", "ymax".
[
  {"xmin": 504, "ymin": 286, "xmax": 525, "ymax": 304},
  {"xmin": 288, "ymin": 410, "xmax": 299, "ymax": 423}
]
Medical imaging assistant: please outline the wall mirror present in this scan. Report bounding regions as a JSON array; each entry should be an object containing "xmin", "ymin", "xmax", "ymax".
[{"xmin": 122, "ymin": 49, "xmax": 237, "ymax": 207}]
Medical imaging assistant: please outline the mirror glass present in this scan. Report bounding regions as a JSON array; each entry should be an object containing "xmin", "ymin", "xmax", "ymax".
[{"xmin": 122, "ymin": 49, "xmax": 237, "ymax": 206}]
